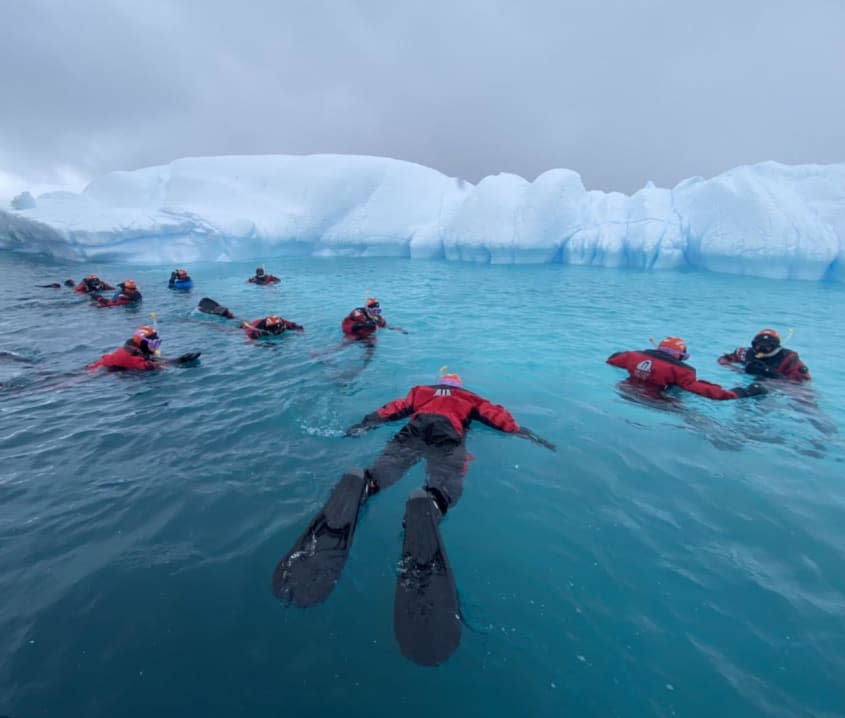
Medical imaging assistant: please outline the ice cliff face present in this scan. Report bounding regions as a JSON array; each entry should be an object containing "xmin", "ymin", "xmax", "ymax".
[{"xmin": 3, "ymin": 154, "xmax": 844, "ymax": 281}]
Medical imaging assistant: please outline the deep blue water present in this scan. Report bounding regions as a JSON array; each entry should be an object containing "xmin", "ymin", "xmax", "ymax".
[{"xmin": 1, "ymin": 253, "xmax": 844, "ymax": 718}]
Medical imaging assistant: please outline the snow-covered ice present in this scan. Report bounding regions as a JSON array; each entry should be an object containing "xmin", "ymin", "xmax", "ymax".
[{"xmin": 3, "ymin": 154, "xmax": 843, "ymax": 281}]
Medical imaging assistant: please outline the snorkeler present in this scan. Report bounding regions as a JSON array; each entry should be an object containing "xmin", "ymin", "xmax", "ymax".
[
  {"xmin": 248, "ymin": 267, "xmax": 281, "ymax": 285},
  {"xmin": 342, "ymin": 297, "xmax": 387, "ymax": 339},
  {"xmin": 74, "ymin": 274, "xmax": 115, "ymax": 294},
  {"xmin": 95, "ymin": 279, "xmax": 142, "ymax": 307},
  {"xmin": 241, "ymin": 314, "xmax": 304, "ymax": 339},
  {"xmin": 344, "ymin": 370, "xmax": 555, "ymax": 501},
  {"xmin": 608, "ymin": 336, "xmax": 766, "ymax": 400},
  {"xmin": 168, "ymin": 268, "xmax": 192, "ymax": 288},
  {"xmin": 718, "ymin": 328, "xmax": 810, "ymax": 381},
  {"xmin": 339, "ymin": 296, "xmax": 407, "ymax": 346},
  {"xmin": 87, "ymin": 325, "xmax": 200, "ymax": 371},
  {"xmin": 312, "ymin": 296, "xmax": 407, "ymax": 370},
  {"xmin": 341, "ymin": 296, "xmax": 409, "ymax": 338},
  {"xmin": 272, "ymin": 369, "xmax": 554, "ymax": 665}
]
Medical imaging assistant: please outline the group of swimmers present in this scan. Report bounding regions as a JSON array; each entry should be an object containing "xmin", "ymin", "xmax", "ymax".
[
  {"xmin": 31, "ymin": 263, "xmax": 823, "ymax": 673},
  {"xmin": 44, "ymin": 265, "xmax": 407, "ymax": 372},
  {"xmin": 40, "ymin": 263, "xmax": 817, "ymax": 614},
  {"xmin": 608, "ymin": 329, "xmax": 810, "ymax": 401},
  {"xmin": 49, "ymin": 266, "xmax": 812, "ymax": 398}
]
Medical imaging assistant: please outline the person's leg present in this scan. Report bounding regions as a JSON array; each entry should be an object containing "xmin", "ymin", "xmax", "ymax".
[
  {"xmin": 360, "ymin": 336, "xmax": 377, "ymax": 366},
  {"xmin": 366, "ymin": 425, "xmax": 423, "ymax": 495},
  {"xmin": 422, "ymin": 441, "xmax": 470, "ymax": 515}
]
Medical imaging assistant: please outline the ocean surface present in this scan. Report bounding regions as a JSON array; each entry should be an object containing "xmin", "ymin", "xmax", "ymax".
[{"xmin": 1, "ymin": 253, "xmax": 843, "ymax": 718}]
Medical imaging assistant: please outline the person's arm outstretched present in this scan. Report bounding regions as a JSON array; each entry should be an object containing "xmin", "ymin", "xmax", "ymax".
[
  {"xmin": 345, "ymin": 389, "xmax": 416, "ymax": 436},
  {"xmin": 718, "ymin": 347, "xmax": 747, "ymax": 365}
]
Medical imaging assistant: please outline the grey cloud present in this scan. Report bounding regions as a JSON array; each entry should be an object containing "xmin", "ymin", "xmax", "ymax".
[{"xmin": 1, "ymin": 0, "xmax": 843, "ymax": 198}]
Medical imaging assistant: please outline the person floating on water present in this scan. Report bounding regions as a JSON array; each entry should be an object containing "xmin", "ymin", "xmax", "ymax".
[
  {"xmin": 75, "ymin": 274, "xmax": 114, "ymax": 294},
  {"xmin": 168, "ymin": 268, "xmax": 192, "ymax": 288},
  {"xmin": 342, "ymin": 297, "xmax": 388, "ymax": 339},
  {"xmin": 248, "ymin": 266, "xmax": 280, "ymax": 285},
  {"xmin": 341, "ymin": 296, "xmax": 407, "ymax": 345},
  {"xmin": 96, "ymin": 279, "xmax": 142, "ymax": 307},
  {"xmin": 607, "ymin": 336, "xmax": 767, "ymax": 400},
  {"xmin": 39, "ymin": 278, "xmax": 76, "ymax": 289},
  {"xmin": 241, "ymin": 314, "xmax": 304, "ymax": 339},
  {"xmin": 313, "ymin": 296, "xmax": 407, "ymax": 369},
  {"xmin": 87, "ymin": 325, "xmax": 200, "ymax": 371},
  {"xmin": 272, "ymin": 369, "xmax": 555, "ymax": 666},
  {"xmin": 718, "ymin": 328, "xmax": 810, "ymax": 381},
  {"xmin": 345, "ymin": 369, "xmax": 556, "ymax": 507}
]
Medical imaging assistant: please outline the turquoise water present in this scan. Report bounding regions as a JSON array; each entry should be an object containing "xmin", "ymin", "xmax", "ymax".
[{"xmin": 1, "ymin": 253, "xmax": 844, "ymax": 718}]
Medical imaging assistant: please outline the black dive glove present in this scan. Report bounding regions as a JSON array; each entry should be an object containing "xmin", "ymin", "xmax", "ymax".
[
  {"xmin": 731, "ymin": 382, "xmax": 767, "ymax": 398},
  {"xmin": 345, "ymin": 413, "xmax": 382, "ymax": 437},
  {"xmin": 516, "ymin": 426, "xmax": 557, "ymax": 452},
  {"xmin": 175, "ymin": 352, "xmax": 202, "ymax": 364}
]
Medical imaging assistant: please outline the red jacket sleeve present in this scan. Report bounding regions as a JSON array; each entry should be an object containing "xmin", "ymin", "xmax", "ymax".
[
  {"xmin": 376, "ymin": 388, "xmax": 416, "ymax": 422},
  {"xmin": 472, "ymin": 396, "xmax": 519, "ymax": 433},
  {"xmin": 283, "ymin": 320, "xmax": 304, "ymax": 331},
  {"xmin": 676, "ymin": 371, "xmax": 738, "ymax": 400},
  {"xmin": 718, "ymin": 347, "xmax": 747, "ymax": 364},
  {"xmin": 607, "ymin": 352, "xmax": 628, "ymax": 368},
  {"xmin": 779, "ymin": 352, "xmax": 811, "ymax": 381}
]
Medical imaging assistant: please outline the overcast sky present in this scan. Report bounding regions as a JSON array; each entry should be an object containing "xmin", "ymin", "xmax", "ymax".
[{"xmin": 1, "ymin": 0, "xmax": 843, "ymax": 201}]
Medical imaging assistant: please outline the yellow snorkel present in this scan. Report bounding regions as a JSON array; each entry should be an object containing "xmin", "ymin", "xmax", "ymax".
[{"xmin": 150, "ymin": 312, "xmax": 161, "ymax": 356}]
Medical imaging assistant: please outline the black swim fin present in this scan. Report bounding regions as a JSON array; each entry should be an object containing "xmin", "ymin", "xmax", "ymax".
[
  {"xmin": 393, "ymin": 491, "xmax": 461, "ymax": 666},
  {"xmin": 272, "ymin": 469, "xmax": 368, "ymax": 607},
  {"xmin": 198, "ymin": 297, "xmax": 232, "ymax": 317},
  {"xmin": 174, "ymin": 352, "xmax": 202, "ymax": 364}
]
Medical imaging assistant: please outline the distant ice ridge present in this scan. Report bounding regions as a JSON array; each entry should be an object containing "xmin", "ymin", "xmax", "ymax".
[{"xmin": 2, "ymin": 154, "xmax": 844, "ymax": 281}]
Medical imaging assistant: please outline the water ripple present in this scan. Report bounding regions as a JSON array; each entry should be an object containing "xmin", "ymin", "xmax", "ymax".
[{"xmin": 1, "ymin": 256, "xmax": 844, "ymax": 717}]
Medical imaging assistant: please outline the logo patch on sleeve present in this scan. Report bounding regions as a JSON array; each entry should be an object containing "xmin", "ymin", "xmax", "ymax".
[{"xmin": 634, "ymin": 359, "xmax": 652, "ymax": 379}]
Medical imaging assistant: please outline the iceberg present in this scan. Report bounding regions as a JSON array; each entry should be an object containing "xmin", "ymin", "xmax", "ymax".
[{"xmin": 2, "ymin": 154, "xmax": 843, "ymax": 281}]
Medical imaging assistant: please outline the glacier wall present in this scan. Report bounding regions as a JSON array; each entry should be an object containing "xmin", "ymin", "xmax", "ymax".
[{"xmin": 2, "ymin": 154, "xmax": 844, "ymax": 281}]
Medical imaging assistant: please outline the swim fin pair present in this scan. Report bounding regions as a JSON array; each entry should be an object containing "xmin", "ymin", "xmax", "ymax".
[{"xmin": 271, "ymin": 470, "xmax": 460, "ymax": 666}]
